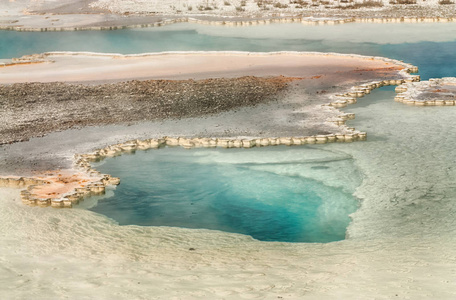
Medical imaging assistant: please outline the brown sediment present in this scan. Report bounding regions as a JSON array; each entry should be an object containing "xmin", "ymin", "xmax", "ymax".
[{"xmin": 0, "ymin": 76, "xmax": 291, "ymax": 145}]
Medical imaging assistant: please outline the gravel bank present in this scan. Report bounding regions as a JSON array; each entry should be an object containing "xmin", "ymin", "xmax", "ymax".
[{"xmin": 0, "ymin": 76, "xmax": 289, "ymax": 145}]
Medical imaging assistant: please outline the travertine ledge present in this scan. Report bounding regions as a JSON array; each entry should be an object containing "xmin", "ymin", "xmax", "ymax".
[
  {"xmin": 0, "ymin": 172, "xmax": 120, "ymax": 208},
  {"xmin": 395, "ymin": 77, "xmax": 456, "ymax": 106}
]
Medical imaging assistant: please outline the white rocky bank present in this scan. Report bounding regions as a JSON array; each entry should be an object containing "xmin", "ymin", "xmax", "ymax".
[{"xmin": 91, "ymin": 0, "xmax": 448, "ymax": 15}]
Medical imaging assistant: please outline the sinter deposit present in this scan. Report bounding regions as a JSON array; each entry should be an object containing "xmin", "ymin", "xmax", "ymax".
[{"xmin": 395, "ymin": 77, "xmax": 456, "ymax": 106}]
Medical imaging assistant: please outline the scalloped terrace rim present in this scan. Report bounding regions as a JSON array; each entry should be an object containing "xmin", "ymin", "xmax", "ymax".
[
  {"xmin": 394, "ymin": 77, "xmax": 456, "ymax": 106},
  {"xmin": 2, "ymin": 15, "xmax": 456, "ymax": 32},
  {"xmin": 0, "ymin": 51, "xmax": 420, "ymax": 208}
]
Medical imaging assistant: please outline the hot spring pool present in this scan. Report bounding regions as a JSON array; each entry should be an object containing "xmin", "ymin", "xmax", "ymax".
[
  {"xmin": 90, "ymin": 146, "xmax": 361, "ymax": 243},
  {"xmin": 3, "ymin": 21, "xmax": 456, "ymax": 243}
]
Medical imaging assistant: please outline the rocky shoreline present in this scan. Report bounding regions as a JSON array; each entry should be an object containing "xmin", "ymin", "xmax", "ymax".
[
  {"xmin": 3, "ymin": 0, "xmax": 456, "ymax": 32},
  {"xmin": 0, "ymin": 76, "xmax": 289, "ymax": 145}
]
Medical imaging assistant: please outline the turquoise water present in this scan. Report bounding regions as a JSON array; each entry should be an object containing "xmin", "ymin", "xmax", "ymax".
[
  {"xmin": 92, "ymin": 147, "xmax": 360, "ymax": 243},
  {"xmin": 3, "ymin": 22, "xmax": 456, "ymax": 242}
]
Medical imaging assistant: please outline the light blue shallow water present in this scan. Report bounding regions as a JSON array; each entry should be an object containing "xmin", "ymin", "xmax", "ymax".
[{"xmin": 3, "ymin": 22, "xmax": 456, "ymax": 242}]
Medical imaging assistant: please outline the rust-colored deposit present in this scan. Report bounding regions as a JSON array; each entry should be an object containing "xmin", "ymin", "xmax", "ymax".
[
  {"xmin": 0, "ymin": 169, "xmax": 120, "ymax": 208},
  {"xmin": 30, "ymin": 171, "xmax": 97, "ymax": 200}
]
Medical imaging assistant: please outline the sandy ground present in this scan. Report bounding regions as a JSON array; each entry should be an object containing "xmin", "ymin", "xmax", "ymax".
[
  {"xmin": 1, "ymin": 186, "xmax": 455, "ymax": 300},
  {"xmin": 1, "ymin": 0, "xmax": 456, "ymax": 31},
  {"xmin": 0, "ymin": 51, "xmax": 406, "ymax": 83},
  {"xmin": 1, "ymin": 185, "xmax": 456, "ymax": 300}
]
